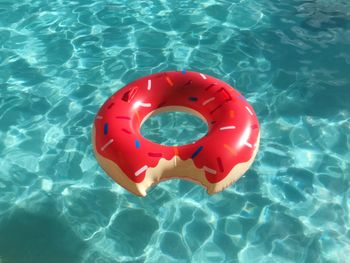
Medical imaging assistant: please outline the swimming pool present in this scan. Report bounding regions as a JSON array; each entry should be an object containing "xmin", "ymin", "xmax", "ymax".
[{"xmin": 0, "ymin": 0, "xmax": 349, "ymax": 262}]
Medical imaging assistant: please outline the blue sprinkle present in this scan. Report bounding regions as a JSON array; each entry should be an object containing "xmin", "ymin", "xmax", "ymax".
[
  {"xmin": 135, "ymin": 139, "xmax": 141, "ymax": 149},
  {"xmin": 182, "ymin": 69, "xmax": 186, "ymax": 74},
  {"xmin": 189, "ymin": 96, "xmax": 198, "ymax": 101},
  {"xmin": 104, "ymin": 123, "xmax": 108, "ymax": 135},
  {"xmin": 191, "ymin": 146, "xmax": 203, "ymax": 159}
]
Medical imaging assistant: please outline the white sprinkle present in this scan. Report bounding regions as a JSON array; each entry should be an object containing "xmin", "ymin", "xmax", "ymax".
[
  {"xmin": 147, "ymin": 79, "xmax": 152, "ymax": 90},
  {"xmin": 96, "ymin": 116, "xmax": 103, "ymax": 120},
  {"xmin": 134, "ymin": 101, "xmax": 152, "ymax": 108},
  {"xmin": 219, "ymin": 126, "xmax": 236, "ymax": 131},
  {"xmin": 200, "ymin": 73, "xmax": 207, "ymax": 79},
  {"xmin": 202, "ymin": 97, "xmax": 215, "ymax": 106},
  {"xmin": 203, "ymin": 166, "xmax": 217, "ymax": 174},
  {"xmin": 245, "ymin": 106, "xmax": 253, "ymax": 115},
  {"xmin": 101, "ymin": 139, "xmax": 114, "ymax": 151},
  {"xmin": 245, "ymin": 142, "xmax": 253, "ymax": 148},
  {"xmin": 135, "ymin": 165, "xmax": 148, "ymax": 176}
]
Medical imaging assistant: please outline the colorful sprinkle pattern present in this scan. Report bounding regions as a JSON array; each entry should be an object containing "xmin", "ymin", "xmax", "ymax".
[{"xmin": 94, "ymin": 71, "xmax": 260, "ymax": 185}]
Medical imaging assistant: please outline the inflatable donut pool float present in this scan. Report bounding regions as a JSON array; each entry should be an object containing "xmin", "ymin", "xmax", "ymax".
[{"xmin": 92, "ymin": 71, "xmax": 260, "ymax": 196}]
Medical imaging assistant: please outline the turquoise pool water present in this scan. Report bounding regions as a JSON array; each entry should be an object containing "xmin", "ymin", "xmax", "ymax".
[{"xmin": 1, "ymin": 0, "xmax": 350, "ymax": 262}]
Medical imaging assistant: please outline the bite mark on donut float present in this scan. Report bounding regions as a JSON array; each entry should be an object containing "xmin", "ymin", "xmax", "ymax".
[{"xmin": 92, "ymin": 127, "xmax": 260, "ymax": 196}]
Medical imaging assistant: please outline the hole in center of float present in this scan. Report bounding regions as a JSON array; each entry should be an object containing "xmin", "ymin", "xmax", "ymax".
[{"xmin": 140, "ymin": 106, "xmax": 208, "ymax": 146}]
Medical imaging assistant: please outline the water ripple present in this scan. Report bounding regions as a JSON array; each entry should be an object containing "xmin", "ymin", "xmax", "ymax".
[{"xmin": 0, "ymin": 0, "xmax": 349, "ymax": 262}]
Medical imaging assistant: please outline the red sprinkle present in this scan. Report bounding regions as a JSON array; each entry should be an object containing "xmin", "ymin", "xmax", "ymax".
[
  {"xmin": 205, "ymin": 83, "xmax": 216, "ymax": 91},
  {"xmin": 215, "ymin": 87, "xmax": 232, "ymax": 101},
  {"xmin": 183, "ymin": 79, "xmax": 193, "ymax": 87},
  {"xmin": 122, "ymin": 128, "xmax": 131, "ymax": 134},
  {"xmin": 215, "ymin": 87, "xmax": 224, "ymax": 93},
  {"xmin": 217, "ymin": 157, "xmax": 224, "ymax": 172},
  {"xmin": 148, "ymin": 152, "xmax": 163, "ymax": 157},
  {"xmin": 122, "ymin": 86, "xmax": 138, "ymax": 103},
  {"xmin": 116, "ymin": 116, "xmax": 131, "ymax": 120},
  {"xmin": 210, "ymin": 104, "xmax": 223, "ymax": 114},
  {"xmin": 222, "ymin": 88, "xmax": 232, "ymax": 101}
]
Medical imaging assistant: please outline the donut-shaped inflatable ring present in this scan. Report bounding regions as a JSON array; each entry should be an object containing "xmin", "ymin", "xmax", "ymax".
[{"xmin": 92, "ymin": 71, "xmax": 260, "ymax": 196}]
